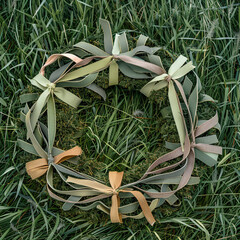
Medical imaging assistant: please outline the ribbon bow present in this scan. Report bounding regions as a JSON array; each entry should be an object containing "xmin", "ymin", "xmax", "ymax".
[
  {"xmin": 121, "ymin": 112, "xmax": 222, "ymax": 201},
  {"xmin": 64, "ymin": 19, "xmax": 165, "ymax": 86},
  {"xmin": 66, "ymin": 171, "xmax": 156, "ymax": 225},
  {"xmin": 26, "ymin": 146, "xmax": 82, "ymax": 180},
  {"xmin": 122, "ymin": 69, "xmax": 223, "ymax": 200},
  {"xmin": 140, "ymin": 55, "xmax": 195, "ymax": 149},
  {"xmin": 29, "ymin": 53, "xmax": 84, "ymax": 136}
]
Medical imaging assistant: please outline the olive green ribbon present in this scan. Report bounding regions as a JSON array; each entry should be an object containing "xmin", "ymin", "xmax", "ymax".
[
  {"xmin": 27, "ymin": 52, "xmax": 108, "ymax": 144},
  {"xmin": 141, "ymin": 55, "xmax": 195, "ymax": 150},
  {"xmin": 28, "ymin": 53, "xmax": 84, "ymax": 140},
  {"xmin": 68, "ymin": 19, "xmax": 165, "ymax": 85},
  {"xmin": 21, "ymin": 52, "xmax": 222, "ymax": 224},
  {"xmin": 58, "ymin": 54, "xmax": 166, "ymax": 85},
  {"xmin": 27, "ymin": 74, "xmax": 81, "ymax": 149}
]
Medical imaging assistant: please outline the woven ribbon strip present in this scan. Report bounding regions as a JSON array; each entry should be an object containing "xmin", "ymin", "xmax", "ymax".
[{"xmin": 18, "ymin": 18, "xmax": 223, "ymax": 225}]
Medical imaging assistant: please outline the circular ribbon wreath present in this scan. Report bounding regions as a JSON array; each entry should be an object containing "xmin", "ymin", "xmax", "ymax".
[{"xmin": 18, "ymin": 19, "xmax": 222, "ymax": 226}]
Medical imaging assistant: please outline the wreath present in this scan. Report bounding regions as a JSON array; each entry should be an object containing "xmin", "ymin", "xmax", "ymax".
[{"xmin": 18, "ymin": 19, "xmax": 222, "ymax": 225}]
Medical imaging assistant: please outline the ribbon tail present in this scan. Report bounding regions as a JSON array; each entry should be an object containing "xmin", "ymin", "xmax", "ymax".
[
  {"xmin": 124, "ymin": 190, "xmax": 156, "ymax": 226},
  {"xmin": 26, "ymin": 158, "xmax": 48, "ymax": 179},
  {"xmin": 195, "ymin": 113, "xmax": 219, "ymax": 137},
  {"xmin": 109, "ymin": 171, "xmax": 124, "ymax": 223},
  {"xmin": 168, "ymin": 55, "xmax": 187, "ymax": 76},
  {"xmin": 110, "ymin": 194, "xmax": 122, "ymax": 223},
  {"xmin": 195, "ymin": 143, "xmax": 222, "ymax": 155},
  {"xmin": 140, "ymin": 147, "xmax": 183, "ymax": 179},
  {"xmin": 25, "ymin": 110, "xmax": 48, "ymax": 159},
  {"xmin": 28, "ymin": 89, "xmax": 50, "ymax": 138},
  {"xmin": 58, "ymin": 56, "xmax": 113, "ymax": 82},
  {"xmin": 177, "ymin": 149, "xmax": 195, "ymax": 189},
  {"xmin": 109, "ymin": 60, "xmax": 119, "ymax": 86},
  {"xmin": 118, "ymin": 55, "xmax": 165, "ymax": 75},
  {"xmin": 140, "ymin": 74, "xmax": 168, "ymax": 97},
  {"xmin": 47, "ymin": 94, "xmax": 56, "ymax": 152},
  {"xmin": 171, "ymin": 61, "xmax": 195, "ymax": 79},
  {"xmin": 54, "ymin": 146, "xmax": 82, "ymax": 164},
  {"xmin": 174, "ymin": 80, "xmax": 194, "ymax": 133},
  {"xmin": 168, "ymin": 81, "xmax": 186, "ymax": 151},
  {"xmin": 73, "ymin": 42, "xmax": 109, "ymax": 56}
]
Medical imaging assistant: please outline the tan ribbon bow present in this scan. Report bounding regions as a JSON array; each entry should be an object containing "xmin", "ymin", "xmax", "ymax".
[
  {"xmin": 67, "ymin": 171, "xmax": 156, "ymax": 225},
  {"xmin": 26, "ymin": 146, "xmax": 82, "ymax": 180}
]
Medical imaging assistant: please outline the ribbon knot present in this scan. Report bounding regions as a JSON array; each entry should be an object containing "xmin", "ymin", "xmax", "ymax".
[
  {"xmin": 141, "ymin": 55, "xmax": 196, "ymax": 150},
  {"xmin": 47, "ymin": 153, "xmax": 54, "ymax": 164},
  {"xmin": 190, "ymin": 142, "xmax": 196, "ymax": 149},
  {"xmin": 112, "ymin": 189, "xmax": 118, "ymax": 195},
  {"xmin": 165, "ymin": 75, "xmax": 172, "ymax": 83},
  {"xmin": 29, "ymin": 73, "xmax": 82, "ymax": 139},
  {"xmin": 47, "ymin": 82, "xmax": 56, "ymax": 91},
  {"xmin": 112, "ymin": 55, "xmax": 119, "ymax": 60},
  {"xmin": 26, "ymin": 146, "xmax": 82, "ymax": 180}
]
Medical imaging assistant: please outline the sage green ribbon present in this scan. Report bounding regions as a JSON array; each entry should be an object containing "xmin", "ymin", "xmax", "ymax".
[
  {"xmin": 20, "ymin": 53, "xmax": 222, "ymax": 224},
  {"xmin": 28, "ymin": 53, "xmax": 85, "ymax": 140},
  {"xmin": 18, "ymin": 106, "xmax": 104, "ymax": 195},
  {"xmin": 58, "ymin": 54, "xmax": 166, "ymax": 85},
  {"xmin": 45, "ymin": 158, "xmax": 200, "ymax": 222},
  {"xmin": 70, "ymin": 19, "xmax": 165, "ymax": 85},
  {"xmin": 140, "ymin": 55, "xmax": 195, "ymax": 150},
  {"xmin": 28, "ymin": 73, "xmax": 81, "ymax": 148},
  {"xmin": 123, "ymin": 72, "xmax": 223, "ymax": 199},
  {"xmin": 19, "ymin": 103, "xmax": 184, "ymax": 222}
]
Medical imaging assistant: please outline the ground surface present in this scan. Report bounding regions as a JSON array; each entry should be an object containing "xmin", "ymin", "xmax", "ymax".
[{"xmin": 0, "ymin": 1, "xmax": 240, "ymax": 239}]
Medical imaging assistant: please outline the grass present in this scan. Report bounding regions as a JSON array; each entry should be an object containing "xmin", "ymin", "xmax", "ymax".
[{"xmin": 0, "ymin": 0, "xmax": 240, "ymax": 239}]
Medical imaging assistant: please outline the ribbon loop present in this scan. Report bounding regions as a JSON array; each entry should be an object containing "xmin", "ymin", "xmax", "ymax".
[
  {"xmin": 165, "ymin": 75, "xmax": 172, "ymax": 83},
  {"xmin": 70, "ymin": 19, "xmax": 165, "ymax": 87},
  {"xmin": 109, "ymin": 171, "xmax": 123, "ymax": 190},
  {"xmin": 40, "ymin": 53, "xmax": 83, "ymax": 77},
  {"xmin": 26, "ymin": 146, "xmax": 82, "ymax": 180}
]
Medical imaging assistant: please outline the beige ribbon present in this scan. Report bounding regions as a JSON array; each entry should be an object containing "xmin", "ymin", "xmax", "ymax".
[
  {"xmin": 40, "ymin": 53, "xmax": 83, "ymax": 76},
  {"xmin": 67, "ymin": 171, "xmax": 156, "ymax": 225},
  {"xmin": 26, "ymin": 146, "xmax": 82, "ymax": 180}
]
